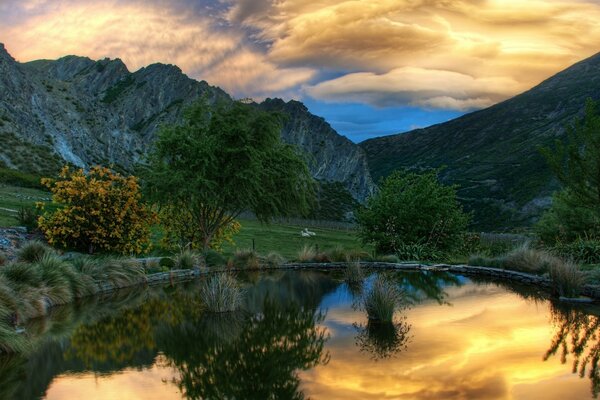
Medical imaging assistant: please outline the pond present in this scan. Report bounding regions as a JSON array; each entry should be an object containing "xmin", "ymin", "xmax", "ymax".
[{"xmin": 2, "ymin": 269, "xmax": 600, "ymax": 399}]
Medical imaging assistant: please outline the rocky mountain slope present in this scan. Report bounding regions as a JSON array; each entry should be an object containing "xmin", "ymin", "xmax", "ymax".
[
  {"xmin": 0, "ymin": 43, "xmax": 374, "ymax": 202},
  {"xmin": 361, "ymin": 51, "xmax": 600, "ymax": 230}
]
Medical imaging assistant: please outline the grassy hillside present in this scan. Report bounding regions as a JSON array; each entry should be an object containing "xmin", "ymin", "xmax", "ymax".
[
  {"xmin": 0, "ymin": 184, "xmax": 50, "ymax": 226},
  {"xmin": 361, "ymin": 51, "xmax": 600, "ymax": 231}
]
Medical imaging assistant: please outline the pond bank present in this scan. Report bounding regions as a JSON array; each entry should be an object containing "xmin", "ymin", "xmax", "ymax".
[{"xmin": 131, "ymin": 259, "xmax": 600, "ymax": 301}]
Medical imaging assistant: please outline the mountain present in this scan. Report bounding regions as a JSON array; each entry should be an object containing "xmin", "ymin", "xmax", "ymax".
[
  {"xmin": 361, "ymin": 51, "xmax": 600, "ymax": 230},
  {"xmin": 0, "ymin": 43, "xmax": 374, "ymax": 203}
]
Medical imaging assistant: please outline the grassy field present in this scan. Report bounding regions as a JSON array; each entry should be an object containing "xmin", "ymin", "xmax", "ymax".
[
  {"xmin": 221, "ymin": 218, "xmax": 367, "ymax": 259},
  {"xmin": 0, "ymin": 184, "xmax": 51, "ymax": 226},
  {"xmin": 0, "ymin": 183, "xmax": 367, "ymax": 259}
]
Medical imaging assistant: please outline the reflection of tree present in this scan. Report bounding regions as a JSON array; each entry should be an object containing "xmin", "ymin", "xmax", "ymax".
[
  {"xmin": 354, "ymin": 318, "xmax": 411, "ymax": 360},
  {"xmin": 389, "ymin": 270, "xmax": 462, "ymax": 305},
  {"xmin": 544, "ymin": 303, "xmax": 600, "ymax": 398},
  {"xmin": 157, "ymin": 299, "xmax": 329, "ymax": 400}
]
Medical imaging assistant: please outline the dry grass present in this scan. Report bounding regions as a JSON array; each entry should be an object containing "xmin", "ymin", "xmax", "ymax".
[
  {"xmin": 469, "ymin": 245, "xmax": 559, "ymax": 274},
  {"xmin": 173, "ymin": 249, "xmax": 199, "ymax": 270},
  {"xmin": 548, "ymin": 259, "xmax": 584, "ymax": 297},
  {"xmin": 200, "ymin": 273, "xmax": 243, "ymax": 313},
  {"xmin": 232, "ymin": 249, "xmax": 260, "ymax": 269},
  {"xmin": 364, "ymin": 275, "xmax": 405, "ymax": 323},
  {"xmin": 297, "ymin": 245, "xmax": 317, "ymax": 263},
  {"xmin": 263, "ymin": 251, "xmax": 285, "ymax": 268}
]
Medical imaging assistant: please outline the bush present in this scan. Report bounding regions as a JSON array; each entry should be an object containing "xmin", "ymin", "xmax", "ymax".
[
  {"xmin": 16, "ymin": 240, "xmax": 55, "ymax": 263},
  {"xmin": 159, "ymin": 257, "xmax": 175, "ymax": 270},
  {"xmin": 364, "ymin": 275, "xmax": 405, "ymax": 323},
  {"xmin": 200, "ymin": 273, "xmax": 243, "ymax": 313},
  {"xmin": 344, "ymin": 261, "xmax": 364, "ymax": 284},
  {"xmin": 548, "ymin": 259, "xmax": 584, "ymax": 297},
  {"xmin": 357, "ymin": 169, "xmax": 470, "ymax": 255},
  {"xmin": 203, "ymin": 249, "xmax": 227, "ymax": 268},
  {"xmin": 173, "ymin": 249, "xmax": 199, "ymax": 270},
  {"xmin": 38, "ymin": 166, "xmax": 156, "ymax": 254},
  {"xmin": 232, "ymin": 249, "xmax": 260, "ymax": 269},
  {"xmin": 396, "ymin": 243, "xmax": 444, "ymax": 262},
  {"xmin": 553, "ymin": 238, "xmax": 600, "ymax": 264}
]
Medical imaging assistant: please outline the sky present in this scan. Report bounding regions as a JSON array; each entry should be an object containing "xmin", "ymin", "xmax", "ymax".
[{"xmin": 1, "ymin": 0, "xmax": 600, "ymax": 142}]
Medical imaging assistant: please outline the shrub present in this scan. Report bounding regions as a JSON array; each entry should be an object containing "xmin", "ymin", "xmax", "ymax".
[
  {"xmin": 548, "ymin": 259, "xmax": 584, "ymax": 297},
  {"xmin": 17, "ymin": 240, "xmax": 55, "ymax": 263},
  {"xmin": 263, "ymin": 252, "xmax": 285, "ymax": 268},
  {"xmin": 203, "ymin": 249, "xmax": 227, "ymax": 268},
  {"xmin": 344, "ymin": 261, "xmax": 364, "ymax": 284},
  {"xmin": 159, "ymin": 257, "xmax": 175, "ymax": 270},
  {"xmin": 173, "ymin": 249, "xmax": 199, "ymax": 270},
  {"xmin": 553, "ymin": 238, "xmax": 600, "ymax": 264},
  {"xmin": 396, "ymin": 243, "xmax": 444, "ymax": 262},
  {"xmin": 200, "ymin": 273, "xmax": 243, "ymax": 313},
  {"xmin": 357, "ymin": 169, "xmax": 470, "ymax": 255},
  {"xmin": 297, "ymin": 245, "xmax": 316, "ymax": 263},
  {"xmin": 364, "ymin": 275, "xmax": 405, "ymax": 322},
  {"xmin": 232, "ymin": 249, "xmax": 260, "ymax": 269},
  {"xmin": 38, "ymin": 166, "xmax": 156, "ymax": 254}
]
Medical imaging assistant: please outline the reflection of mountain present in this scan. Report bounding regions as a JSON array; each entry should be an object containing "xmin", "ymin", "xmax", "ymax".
[{"xmin": 0, "ymin": 271, "xmax": 339, "ymax": 400}]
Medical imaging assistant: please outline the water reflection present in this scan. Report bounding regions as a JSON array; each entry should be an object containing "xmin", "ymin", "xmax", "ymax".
[
  {"xmin": 353, "ymin": 319, "xmax": 411, "ymax": 360},
  {"xmin": 545, "ymin": 303, "xmax": 600, "ymax": 398}
]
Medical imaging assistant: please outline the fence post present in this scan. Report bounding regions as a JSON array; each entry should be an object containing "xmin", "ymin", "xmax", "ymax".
[{"xmin": 252, "ymin": 238, "xmax": 255, "ymax": 251}]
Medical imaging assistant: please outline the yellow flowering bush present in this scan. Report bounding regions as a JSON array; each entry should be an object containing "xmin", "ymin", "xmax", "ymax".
[
  {"xmin": 159, "ymin": 205, "xmax": 241, "ymax": 251},
  {"xmin": 38, "ymin": 166, "xmax": 156, "ymax": 254}
]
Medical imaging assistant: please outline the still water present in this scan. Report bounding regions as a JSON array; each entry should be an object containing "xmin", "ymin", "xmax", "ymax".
[{"xmin": 2, "ymin": 270, "xmax": 600, "ymax": 399}]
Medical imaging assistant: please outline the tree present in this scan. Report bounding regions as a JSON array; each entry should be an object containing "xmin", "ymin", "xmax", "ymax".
[
  {"xmin": 143, "ymin": 100, "xmax": 314, "ymax": 250},
  {"xmin": 38, "ymin": 166, "xmax": 156, "ymax": 254},
  {"xmin": 537, "ymin": 98, "xmax": 600, "ymax": 244},
  {"xmin": 356, "ymin": 169, "xmax": 470, "ymax": 255}
]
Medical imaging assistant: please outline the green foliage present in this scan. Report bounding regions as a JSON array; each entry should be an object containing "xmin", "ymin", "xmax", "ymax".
[
  {"xmin": 16, "ymin": 240, "xmax": 55, "ymax": 264},
  {"xmin": 199, "ymin": 273, "xmax": 243, "ymax": 313},
  {"xmin": 16, "ymin": 206, "xmax": 40, "ymax": 231},
  {"xmin": 159, "ymin": 257, "xmax": 175, "ymax": 270},
  {"xmin": 538, "ymin": 99, "xmax": 600, "ymax": 245},
  {"xmin": 203, "ymin": 249, "xmax": 227, "ymax": 268},
  {"xmin": 357, "ymin": 169, "xmax": 470, "ymax": 255},
  {"xmin": 364, "ymin": 275, "xmax": 405, "ymax": 323},
  {"xmin": 553, "ymin": 238, "xmax": 600, "ymax": 264},
  {"xmin": 143, "ymin": 99, "xmax": 315, "ymax": 249},
  {"xmin": 0, "ymin": 167, "xmax": 44, "ymax": 189},
  {"xmin": 395, "ymin": 243, "xmax": 444, "ymax": 262},
  {"xmin": 310, "ymin": 181, "xmax": 358, "ymax": 221},
  {"xmin": 469, "ymin": 245, "xmax": 566, "ymax": 275}
]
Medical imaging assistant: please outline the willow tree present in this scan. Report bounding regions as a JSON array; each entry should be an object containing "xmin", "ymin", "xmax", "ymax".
[{"xmin": 143, "ymin": 99, "xmax": 314, "ymax": 250}]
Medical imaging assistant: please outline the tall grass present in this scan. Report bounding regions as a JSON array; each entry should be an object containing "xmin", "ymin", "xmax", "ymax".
[
  {"xmin": 297, "ymin": 245, "xmax": 317, "ymax": 263},
  {"xmin": 364, "ymin": 275, "xmax": 405, "ymax": 323},
  {"xmin": 344, "ymin": 261, "xmax": 364, "ymax": 284},
  {"xmin": 549, "ymin": 259, "xmax": 584, "ymax": 298},
  {"xmin": 173, "ymin": 249, "xmax": 199, "ymax": 270},
  {"xmin": 263, "ymin": 252, "xmax": 285, "ymax": 268},
  {"xmin": 16, "ymin": 240, "xmax": 55, "ymax": 263},
  {"xmin": 232, "ymin": 249, "xmax": 260, "ymax": 269},
  {"xmin": 200, "ymin": 273, "xmax": 243, "ymax": 313},
  {"xmin": 469, "ymin": 245, "xmax": 558, "ymax": 274},
  {"xmin": 0, "ymin": 252, "xmax": 6, "ymax": 266}
]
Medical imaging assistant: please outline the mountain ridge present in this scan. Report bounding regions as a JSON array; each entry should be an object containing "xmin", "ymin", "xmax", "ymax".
[
  {"xmin": 0, "ymin": 44, "xmax": 375, "ymax": 203},
  {"xmin": 361, "ymin": 50, "xmax": 600, "ymax": 229}
]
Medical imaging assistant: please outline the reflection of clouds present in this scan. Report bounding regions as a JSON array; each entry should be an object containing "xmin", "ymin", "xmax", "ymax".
[
  {"xmin": 299, "ymin": 281, "xmax": 592, "ymax": 399},
  {"xmin": 2, "ymin": 0, "xmax": 600, "ymax": 109}
]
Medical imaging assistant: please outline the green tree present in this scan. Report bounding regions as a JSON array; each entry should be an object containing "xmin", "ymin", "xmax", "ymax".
[
  {"xmin": 143, "ymin": 100, "xmax": 314, "ymax": 249},
  {"xmin": 357, "ymin": 169, "xmax": 470, "ymax": 255},
  {"xmin": 537, "ymin": 98, "xmax": 600, "ymax": 244}
]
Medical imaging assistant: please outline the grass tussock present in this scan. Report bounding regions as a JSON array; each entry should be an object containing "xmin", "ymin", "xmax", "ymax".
[
  {"xmin": 200, "ymin": 273, "xmax": 243, "ymax": 313},
  {"xmin": 173, "ymin": 249, "xmax": 199, "ymax": 270},
  {"xmin": 344, "ymin": 261, "xmax": 364, "ymax": 284},
  {"xmin": 297, "ymin": 245, "xmax": 317, "ymax": 263},
  {"xmin": 469, "ymin": 245, "xmax": 559, "ymax": 274},
  {"xmin": 16, "ymin": 240, "xmax": 55, "ymax": 264},
  {"xmin": 263, "ymin": 251, "xmax": 285, "ymax": 268},
  {"xmin": 548, "ymin": 259, "xmax": 584, "ymax": 298},
  {"xmin": 233, "ymin": 249, "xmax": 260, "ymax": 269},
  {"xmin": 0, "ymin": 252, "xmax": 6, "ymax": 266},
  {"xmin": 364, "ymin": 275, "xmax": 405, "ymax": 323}
]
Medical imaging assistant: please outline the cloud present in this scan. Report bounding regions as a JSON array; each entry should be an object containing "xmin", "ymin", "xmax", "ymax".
[{"xmin": 305, "ymin": 67, "xmax": 523, "ymax": 110}]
